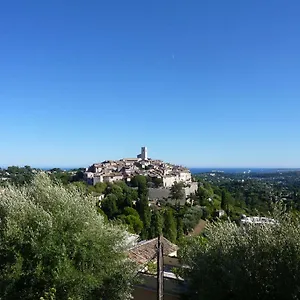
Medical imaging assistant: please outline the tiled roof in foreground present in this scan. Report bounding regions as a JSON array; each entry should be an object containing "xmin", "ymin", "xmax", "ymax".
[{"xmin": 128, "ymin": 236, "xmax": 178, "ymax": 265}]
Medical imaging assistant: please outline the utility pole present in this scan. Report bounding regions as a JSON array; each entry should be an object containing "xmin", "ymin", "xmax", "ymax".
[{"xmin": 157, "ymin": 235, "xmax": 164, "ymax": 300}]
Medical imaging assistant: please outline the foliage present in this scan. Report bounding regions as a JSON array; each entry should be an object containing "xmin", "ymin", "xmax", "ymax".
[
  {"xmin": 93, "ymin": 182, "xmax": 107, "ymax": 194},
  {"xmin": 39, "ymin": 288, "xmax": 57, "ymax": 300},
  {"xmin": 147, "ymin": 176, "xmax": 163, "ymax": 188},
  {"xmin": 163, "ymin": 209, "xmax": 177, "ymax": 243},
  {"xmin": 137, "ymin": 196, "xmax": 151, "ymax": 240},
  {"xmin": 50, "ymin": 170, "xmax": 73, "ymax": 185},
  {"xmin": 118, "ymin": 207, "xmax": 144, "ymax": 234},
  {"xmin": 112, "ymin": 183, "xmax": 137, "ymax": 209},
  {"xmin": 123, "ymin": 207, "xmax": 140, "ymax": 218},
  {"xmin": 176, "ymin": 218, "xmax": 184, "ymax": 243},
  {"xmin": 196, "ymin": 185, "xmax": 211, "ymax": 206},
  {"xmin": 193, "ymin": 171, "xmax": 300, "ymax": 217},
  {"xmin": 119, "ymin": 215, "xmax": 144, "ymax": 234},
  {"xmin": 1, "ymin": 167, "xmax": 208, "ymax": 245},
  {"xmin": 130, "ymin": 175, "xmax": 147, "ymax": 195},
  {"xmin": 221, "ymin": 189, "xmax": 230, "ymax": 212},
  {"xmin": 170, "ymin": 181, "xmax": 185, "ymax": 202},
  {"xmin": 101, "ymin": 193, "xmax": 118, "ymax": 219},
  {"xmin": 0, "ymin": 174, "xmax": 137, "ymax": 300},
  {"xmin": 180, "ymin": 208, "xmax": 300, "ymax": 300},
  {"xmin": 149, "ymin": 210, "xmax": 163, "ymax": 239},
  {"xmin": 5, "ymin": 165, "xmax": 34, "ymax": 185},
  {"xmin": 182, "ymin": 206, "xmax": 203, "ymax": 234},
  {"xmin": 147, "ymin": 262, "xmax": 157, "ymax": 274},
  {"xmin": 134, "ymin": 176, "xmax": 151, "ymax": 239},
  {"xmin": 70, "ymin": 181, "xmax": 88, "ymax": 194}
]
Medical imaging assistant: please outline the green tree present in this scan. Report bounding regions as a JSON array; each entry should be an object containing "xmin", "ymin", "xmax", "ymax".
[
  {"xmin": 7, "ymin": 165, "xmax": 34, "ymax": 185},
  {"xmin": 149, "ymin": 210, "xmax": 163, "ymax": 239},
  {"xmin": 123, "ymin": 188, "xmax": 138, "ymax": 208},
  {"xmin": 118, "ymin": 207, "xmax": 143, "ymax": 234},
  {"xmin": 106, "ymin": 184, "xmax": 124, "ymax": 201},
  {"xmin": 40, "ymin": 287, "xmax": 56, "ymax": 300},
  {"xmin": 131, "ymin": 175, "xmax": 145, "ymax": 187},
  {"xmin": 49, "ymin": 169, "xmax": 72, "ymax": 185},
  {"xmin": 123, "ymin": 206, "xmax": 140, "ymax": 218},
  {"xmin": 170, "ymin": 182, "xmax": 185, "ymax": 202},
  {"xmin": 201, "ymin": 207, "xmax": 211, "ymax": 220},
  {"xmin": 133, "ymin": 176, "xmax": 150, "ymax": 239},
  {"xmin": 136, "ymin": 195, "xmax": 151, "ymax": 240},
  {"xmin": 176, "ymin": 218, "xmax": 184, "ymax": 242},
  {"xmin": 101, "ymin": 193, "xmax": 118, "ymax": 219},
  {"xmin": 180, "ymin": 208, "xmax": 300, "ymax": 300},
  {"xmin": 163, "ymin": 209, "xmax": 177, "ymax": 243},
  {"xmin": 113, "ymin": 183, "xmax": 137, "ymax": 210},
  {"xmin": 182, "ymin": 207, "xmax": 203, "ymax": 234},
  {"xmin": 221, "ymin": 189, "xmax": 229, "ymax": 212},
  {"xmin": 152, "ymin": 177, "xmax": 163, "ymax": 188},
  {"xmin": 196, "ymin": 185, "xmax": 211, "ymax": 206},
  {"xmin": 71, "ymin": 169, "xmax": 84, "ymax": 182},
  {"xmin": 0, "ymin": 174, "xmax": 137, "ymax": 300},
  {"xmin": 94, "ymin": 182, "xmax": 107, "ymax": 194},
  {"xmin": 70, "ymin": 181, "xmax": 88, "ymax": 194},
  {"xmin": 131, "ymin": 175, "xmax": 148, "ymax": 198},
  {"xmin": 119, "ymin": 215, "xmax": 143, "ymax": 234}
]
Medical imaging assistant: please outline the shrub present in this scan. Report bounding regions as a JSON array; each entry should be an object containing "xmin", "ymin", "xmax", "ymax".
[
  {"xmin": 0, "ymin": 174, "xmax": 137, "ymax": 300},
  {"xmin": 180, "ymin": 209, "xmax": 300, "ymax": 300}
]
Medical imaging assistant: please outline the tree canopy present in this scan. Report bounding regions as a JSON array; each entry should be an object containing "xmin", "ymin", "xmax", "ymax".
[
  {"xmin": 163, "ymin": 209, "xmax": 177, "ymax": 243},
  {"xmin": 170, "ymin": 181, "xmax": 185, "ymax": 202},
  {"xmin": 5, "ymin": 165, "xmax": 34, "ymax": 185},
  {"xmin": 221, "ymin": 189, "xmax": 230, "ymax": 213},
  {"xmin": 0, "ymin": 174, "xmax": 137, "ymax": 300},
  {"xmin": 180, "ymin": 208, "xmax": 300, "ymax": 300}
]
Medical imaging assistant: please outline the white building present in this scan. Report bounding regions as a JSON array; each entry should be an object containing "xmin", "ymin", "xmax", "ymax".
[
  {"xmin": 179, "ymin": 172, "xmax": 192, "ymax": 182},
  {"xmin": 240, "ymin": 215, "xmax": 277, "ymax": 225},
  {"xmin": 163, "ymin": 176, "xmax": 178, "ymax": 188},
  {"xmin": 162, "ymin": 172, "xmax": 192, "ymax": 188},
  {"xmin": 103, "ymin": 173, "xmax": 124, "ymax": 183}
]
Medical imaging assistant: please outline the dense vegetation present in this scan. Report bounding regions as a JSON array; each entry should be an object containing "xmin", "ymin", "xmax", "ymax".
[
  {"xmin": 180, "ymin": 206, "xmax": 300, "ymax": 300},
  {"xmin": 193, "ymin": 171, "xmax": 300, "ymax": 222},
  {"xmin": 0, "ymin": 167, "xmax": 204, "ymax": 243},
  {"xmin": 3, "ymin": 167, "xmax": 300, "ymax": 243},
  {"xmin": 3, "ymin": 167, "xmax": 300, "ymax": 299},
  {"xmin": 0, "ymin": 174, "xmax": 137, "ymax": 300},
  {"xmin": 97, "ymin": 175, "xmax": 203, "ymax": 242}
]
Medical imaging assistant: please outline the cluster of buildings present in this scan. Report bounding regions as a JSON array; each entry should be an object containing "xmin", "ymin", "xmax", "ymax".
[{"xmin": 84, "ymin": 147, "xmax": 192, "ymax": 188}]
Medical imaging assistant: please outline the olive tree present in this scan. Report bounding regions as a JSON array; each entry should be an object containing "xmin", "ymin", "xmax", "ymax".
[
  {"xmin": 180, "ymin": 210, "xmax": 300, "ymax": 300},
  {"xmin": 0, "ymin": 174, "xmax": 137, "ymax": 300}
]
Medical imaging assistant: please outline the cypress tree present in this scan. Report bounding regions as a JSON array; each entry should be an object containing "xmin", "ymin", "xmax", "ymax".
[
  {"xmin": 149, "ymin": 210, "xmax": 163, "ymax": 239},
  {"xmin": 163, "ymin": 209, "xmax": 177, "ymax": 243},
  {"xmin": 221, "ymin": 190, "xmax": 229, "ymax": 213}
]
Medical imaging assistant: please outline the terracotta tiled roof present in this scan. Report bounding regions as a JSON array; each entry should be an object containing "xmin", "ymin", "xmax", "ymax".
[{"xmin": 128, "ymin": 237, "xmax": 178, "ymax": 265}]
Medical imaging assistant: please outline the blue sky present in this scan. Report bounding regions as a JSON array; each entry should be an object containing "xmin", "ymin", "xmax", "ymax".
[{"xmin": 1, "ymin": 0, "xmax": 300, "ymax": 168}]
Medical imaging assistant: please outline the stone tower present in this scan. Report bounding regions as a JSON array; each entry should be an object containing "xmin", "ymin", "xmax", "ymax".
[{"xmin": 141, "ymin": 146, "xmax": 148, "ymax": 160}]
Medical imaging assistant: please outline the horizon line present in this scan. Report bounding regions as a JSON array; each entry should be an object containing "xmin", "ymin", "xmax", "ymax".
[{"xmin": 1, "ymin": 165, "xmax": 300, "ymax": 170}]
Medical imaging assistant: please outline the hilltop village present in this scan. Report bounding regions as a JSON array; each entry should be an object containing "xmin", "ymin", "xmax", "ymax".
[
  {"xmin": 84, "ymin": 147, "xmax": 192, "ymax": 187},
  {"xmin": 84, "ymin": 147, "xmax": 198, "ymax": 203}
]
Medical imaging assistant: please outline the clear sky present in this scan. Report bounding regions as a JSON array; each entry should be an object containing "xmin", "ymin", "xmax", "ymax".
[{"xmin": 1, "ymin": 0, "xmax": 300, "ymax": 168}]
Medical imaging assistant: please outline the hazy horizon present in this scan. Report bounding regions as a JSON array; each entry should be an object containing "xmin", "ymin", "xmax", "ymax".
[{"xmin": 2, "ymin": 164, "xmax": 300, "ymax": 171}]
